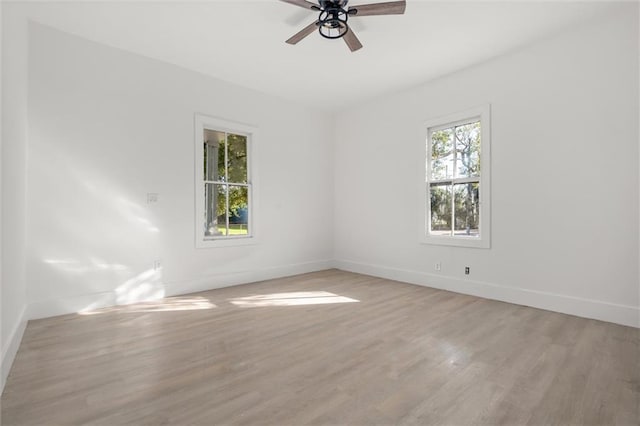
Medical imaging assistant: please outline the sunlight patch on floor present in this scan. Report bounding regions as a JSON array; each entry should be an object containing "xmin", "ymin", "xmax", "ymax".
[
  {"xmin": 79, "ymin": 296, "xmax": 216, "ymax": 315},
  {"xmin": 229, "ymin": 291, "xmax": 359, "ymax": 307}
]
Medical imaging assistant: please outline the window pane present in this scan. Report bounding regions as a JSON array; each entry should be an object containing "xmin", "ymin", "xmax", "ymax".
[
  {"xmin": 204, "ymin": 130, "xmax": 226, "ymax": 181},
  {"xmin": 228, "ymin": 185, "xmax": 249, "ymax": 236},
  {"xmin": 455, "ymin": 122, "xmax": 481, "ymax": 178},
  {"xmin": 431, "ymin": 128, "xmax": 454, "ymax": 180},
  {"xmin": 205, "ymin": 183, "xmax": 228, "ymax": 237},
  {"xmin": 453, "ymin": 182, "xmax": 480, "ymax": 237},
  {"xmin": 430, "ymin": 183, "xmax": 452, "ymax": 236},
  {"xmin": 227, "ymin": 134, "xmax": 247, "ymax": 184}
]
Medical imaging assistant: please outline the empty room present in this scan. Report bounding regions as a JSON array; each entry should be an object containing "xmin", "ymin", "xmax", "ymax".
[{"xmin": 1, "ymin": 0, "xmax": 638, "ymax": 424}]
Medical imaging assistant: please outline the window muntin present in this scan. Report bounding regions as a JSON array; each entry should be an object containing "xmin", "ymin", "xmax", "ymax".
[
  {"xmin": 203, "ymin": 131, "xmax": 249, "ymax": 238},
  {"xmin": 429, "ymin": 119, "xmax": 481, "ymax": 237},
  {"xmin": 422, "ymin": 106, "xmax": 490, "ymax": 248},
  {"xmin": 195, "ymin": 115, "xmax": 255, "ymax": 248}
]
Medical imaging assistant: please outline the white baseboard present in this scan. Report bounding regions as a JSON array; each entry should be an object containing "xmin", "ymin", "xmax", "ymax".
[
  {"xmin": 335, "ymin": 259, "xmax": 640, "ymax": 328},
  {"xmin": 1, "ymin": 305, "xmax": 27, "ymax": 395},
  {"xmin": 163, "ymin": 259, "xmax": 335, "ymax": 296},
  {"xmin": 27, "ymin": 259, "xmax": 335, "ymax": 320}
]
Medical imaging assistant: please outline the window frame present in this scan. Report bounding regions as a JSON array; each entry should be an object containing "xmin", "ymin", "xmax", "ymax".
[
  {"xmin": 194, "ymin": 114, "xmax": 257, "ymax": 248},
  {"xmin": 420, "ymin": 105, "xmax": 491, "ymax": 249}
]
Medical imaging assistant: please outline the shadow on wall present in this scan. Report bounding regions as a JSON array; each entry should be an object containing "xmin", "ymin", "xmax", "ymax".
[
  {"xmin": 31, "ymin": 142, "xmax": 164, "ymax": 309},
  {"xmin": 76, "ymin": 267, "xmax": 166, "ymax": 314}
]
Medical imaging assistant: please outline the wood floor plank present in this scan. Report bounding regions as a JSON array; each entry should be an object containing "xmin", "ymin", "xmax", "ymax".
[{"xmin": 1, "ymin": 269, "xmax": 638, "ymax": 425}]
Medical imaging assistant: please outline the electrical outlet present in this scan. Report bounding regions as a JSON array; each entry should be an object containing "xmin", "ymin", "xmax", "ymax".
[
  {"xmin": 435, "ymin": 262, "xmax": 441, "ymax": 271},
  {"xmin": 153, "ymin": 259, "xmax": 162, "ymax": 270},
  {"xmin": 465, "ymin": 266, "xmax": 470, "ymax": 275}
]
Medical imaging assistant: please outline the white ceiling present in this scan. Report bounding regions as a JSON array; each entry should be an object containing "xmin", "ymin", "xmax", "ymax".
[{"xmin": 14, "ymin": 0, "xmax": 623, "ymax": 110}]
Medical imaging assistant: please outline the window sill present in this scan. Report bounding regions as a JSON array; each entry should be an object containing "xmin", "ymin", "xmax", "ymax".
[
  {"xmin": 420, "ymin": 235, "xmax": 490, "ymax": 249},
  {"xmin": 196, "ymin": 236, "xmax": 258, "ymax": 249}
]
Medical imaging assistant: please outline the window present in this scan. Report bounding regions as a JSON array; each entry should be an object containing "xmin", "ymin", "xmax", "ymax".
[
  {"xmin": 421, "ymin": 105, "xmax": 491, "ymax": 248},
  {"xmin": 195, "ymin": 115, "xmax": 256, "ymax": 248}
]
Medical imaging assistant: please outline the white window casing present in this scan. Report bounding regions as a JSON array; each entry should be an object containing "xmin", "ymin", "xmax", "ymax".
[
  {"xmin": 420, "ymin": 105, "xmax": 491, "ymax": 249},
  {"xmin": 194, "ymin": 114, "xmax": 258, "ymax": 248}
]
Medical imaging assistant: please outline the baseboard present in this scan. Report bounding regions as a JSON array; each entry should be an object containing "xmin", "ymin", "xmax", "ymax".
[
  {"xmin": 27, "ymin": 259, "xmax": 335, "ymax": 320},
  {"xmin": 163, "ymin": 259, "xmax": 335, "ymax": 297},
  {"xmin": 1, "ymin": 305, "xmax": 28, "ymax": 395},
  {"xmin": 24, "ymin": 256, "xmax": 639, "ymax": 328},
  {"xmin": 335, "ymin": 259, "xmax": 640, "ymax": 328}
]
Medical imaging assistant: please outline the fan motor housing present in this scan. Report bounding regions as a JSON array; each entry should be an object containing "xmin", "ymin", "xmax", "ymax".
[
  {"xmin": 319, "ymin": 0, "xmax": 349, "ymax": 8},
  {"xmin": 282, "ymin": 0, "xmax": 406, "ymax": 52},
  {"xmin": 317, "ymin": 4, "xmax": 350, "ymax": 39}
]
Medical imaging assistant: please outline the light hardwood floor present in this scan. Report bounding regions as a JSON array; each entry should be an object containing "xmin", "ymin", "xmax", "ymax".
[{"xmin": 1, "ymin": 270, "xmax": 638, "ymax": 425}]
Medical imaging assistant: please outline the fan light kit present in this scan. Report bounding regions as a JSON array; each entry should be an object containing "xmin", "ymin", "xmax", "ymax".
[{"xmin": 280, "ymin": 0, "xmax": 406, "ymax": 52}]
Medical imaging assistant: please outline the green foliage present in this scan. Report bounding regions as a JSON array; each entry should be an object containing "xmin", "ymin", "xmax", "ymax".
[
  {"xmin": 431, "ymin": 128, "xmax": 453, "ymax": 179},
  {"xmin": 203, "ymin": 130, "xmax": 249, "ymax": 234},
  {"xmin": 226, "ymin": 134, "xmax": 247, "ymax": 184},
  {"xmin": 455, "ymin": 122, "xmax": 480, "ymax": 177},
  {"xmin": 430, "ymin": 184, "xmax": 451, "ymax": 230},
  {"xmin": 204, "ymin": 132, "xmax": 249, "ymax": 224},
  {"xmin": 215, "ymin": 186, "xmax": 247, "ymax": 219},
  {"xmin": 225, "ymin": 134, "xmax": 248, "ymax": 219},
  {"xmin": 453, "ymin": 183, "xmax": 479, "ymax": 231},
  {"xmin": 431, "ymin": 122, "xmax": 480, "ymax": 179},
  {"xmin": 429, "ymin": 122, "xmax": 481, "ymax": 234}
]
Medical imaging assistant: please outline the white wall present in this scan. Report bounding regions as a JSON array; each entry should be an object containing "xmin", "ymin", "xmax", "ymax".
[
  {"xmin": 25, "ymin": 22, "xmax": 334, "ymax": 318},
  {"xmin": 0, "ymin": 1, "xmax": 637, "ymax": 396},
  {"xmin": 1, "ymin": 4, "xmax": 638, "ymax": 395},
  {"xmin": 334, "ymin": 6, "xmax": 639, "ymax": 327},
  {"xmin": 0, "ymin": 0, "xmax": 3, "ymax": 390},
  {"xmin": 1, "ymin": 3, "xmax": 29, "ymax": 387},
  {"xmin": 1, "ymin": 0, "xmax": 3, "ymax": 389}
]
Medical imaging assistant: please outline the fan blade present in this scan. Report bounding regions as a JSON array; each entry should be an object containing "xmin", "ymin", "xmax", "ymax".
[
  {"xmin": 343, "ymin": 27, "xmax": 363, "ymax": 52},
  {"xmin": 279, "ymin": 0, "xmax": 320, "ymax": 11},
  {"xmin": 286, "ymin": 20, "xmax": 320, "ymax": 45},
  {"xmin": 350, "ymin": 0, "xmax": 406, "ymax": 16}
]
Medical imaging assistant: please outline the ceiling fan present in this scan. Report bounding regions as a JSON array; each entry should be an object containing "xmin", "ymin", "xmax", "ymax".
[{"xmin": 280, "ymin": 0, "xmax": 406, "ymax": 52}]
